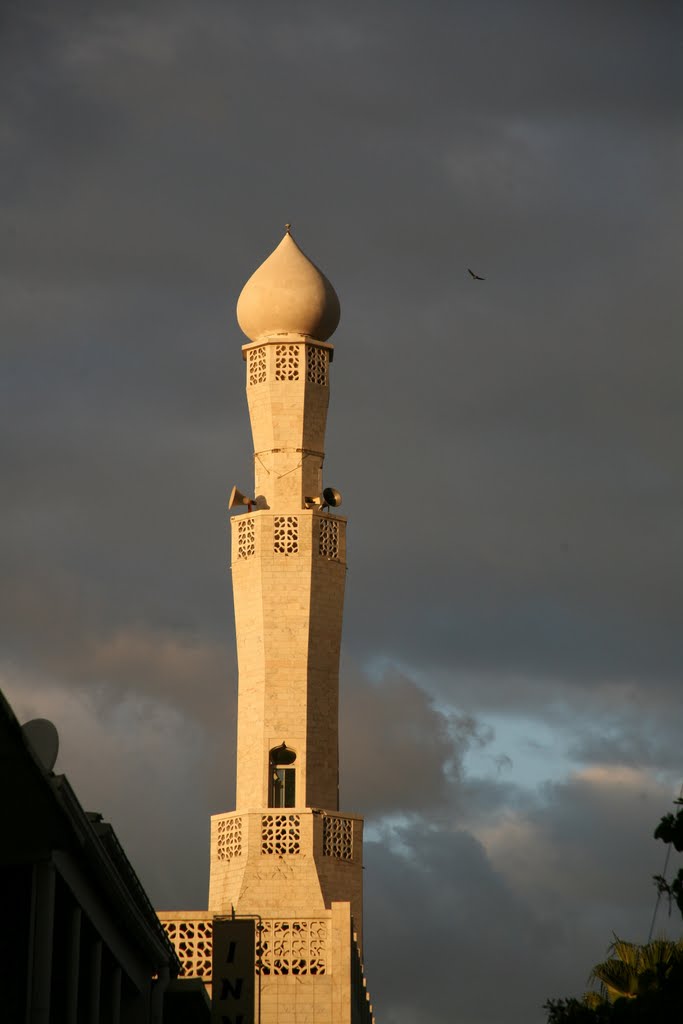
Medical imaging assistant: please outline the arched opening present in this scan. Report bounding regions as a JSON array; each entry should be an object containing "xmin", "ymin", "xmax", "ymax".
[{"xmin": 269, "ymin": 743, "xmax": 297, "ymax": 808}]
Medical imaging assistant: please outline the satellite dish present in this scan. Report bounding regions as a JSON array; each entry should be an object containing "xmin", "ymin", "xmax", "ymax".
[{"xmin": 22, "ymin": 718, "xmax": 59, "ymax": 772}]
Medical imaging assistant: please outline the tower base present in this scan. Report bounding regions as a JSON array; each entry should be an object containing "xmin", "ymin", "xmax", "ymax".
[{"xmin": 157, "ymin": 903, "xmax": 374, "ymax": 1023}]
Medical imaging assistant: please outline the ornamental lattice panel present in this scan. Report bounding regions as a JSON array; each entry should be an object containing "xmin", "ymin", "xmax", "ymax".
[
  {"xmin": 275, "ymin": 344, "xmax": 300, "ymax": 381},
  {"xmin": 216, "ymin": 816, "xmax": 243, "ymax": 861},
  {"xmin": 306, "ymin": 346, "xmax": 328, "ymax": 386},
  {"xmin": 323, "ymin": 815, "xmax": 353, "ymax": 860},
  {"xmin": 318, "ymin": 517, "xmax": 340, "ymax": 560},
  {"xmin": 162, "ymin": 920, "xmax": 213, "ymax": 978},
  {"xmin": 248, "ymin": 346, "xmax": 267, "ymax": 386},
  {"xmin": 273, "ymin": 516, "xmax": 299, "ymax": 555},
  {"xmin": 261, "ymin": 814, "xmax": 301, "ymax": 855},
  {"xmin": 237, "ymin": 519, "xmax": 255, "ymax": 559},
  {"xmin": 257, "ymin": 919, "xmax": 327, "ymax": 976}
]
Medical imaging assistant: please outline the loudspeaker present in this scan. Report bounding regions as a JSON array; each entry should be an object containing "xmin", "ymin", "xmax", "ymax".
[
  {"xmin": 305, "ymin": 487, "xmax": 343, "ymax": 509},
  {"xmin": 322, "ymin": 487, "xmax": 342, "ymax": 508},
  {"xmin": 229, "ymin": 486, "xmax": 255, "ymax": 511}
]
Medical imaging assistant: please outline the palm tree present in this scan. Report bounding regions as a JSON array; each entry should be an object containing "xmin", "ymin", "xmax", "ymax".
[{"xmin": 588, "ymin": 937, "xmax": 683, "ymax": 1003}]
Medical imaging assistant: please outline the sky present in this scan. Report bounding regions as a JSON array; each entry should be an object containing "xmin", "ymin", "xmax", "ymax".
[{"xmin": 2, "ymin": 2, "xmax": 683, "ymax": 1021}]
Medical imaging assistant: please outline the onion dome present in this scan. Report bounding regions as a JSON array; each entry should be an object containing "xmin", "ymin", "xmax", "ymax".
[{"xmin": 236, "ymin": 227, "xmax": 340, "ymax": 343}]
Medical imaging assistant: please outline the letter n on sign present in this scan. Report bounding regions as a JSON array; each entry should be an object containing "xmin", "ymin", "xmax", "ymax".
[{"xmin": 211, "ymin": 918, "xmax": 255, "ymax": 1024}]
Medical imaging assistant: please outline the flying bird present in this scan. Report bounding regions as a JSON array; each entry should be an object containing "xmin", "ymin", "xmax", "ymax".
[{"xmin": 468, "ymin": 268, "xmax": 485, "ymax": 281}]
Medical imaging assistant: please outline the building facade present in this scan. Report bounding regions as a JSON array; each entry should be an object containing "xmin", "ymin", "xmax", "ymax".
[
  {"xmin": 0, "ymin": 689, "xmax": 189, "ymax": 1024},
  {"xmin": 159, "ymin": 229, "xmax": 374, "ymax": 1023}
]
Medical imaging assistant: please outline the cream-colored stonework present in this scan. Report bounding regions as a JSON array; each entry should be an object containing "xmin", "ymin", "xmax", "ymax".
[
  {"xmin": 208, "ymin": 809, "xmax": 364, "ymax": 944},
  {"xmin": 237, "ymin": 232, "xmax": 340, "ymax": 344},
  {"xmin": 157, "ymin": 904, "xmax": 374, "ymax": 1023},
  {"xmin": 231, "ymin": 509, "xmax": 346, "ymax": 811},
  {"xmin": 158, "ymin": 230, "xmax": 373, "ymax": 1022}
]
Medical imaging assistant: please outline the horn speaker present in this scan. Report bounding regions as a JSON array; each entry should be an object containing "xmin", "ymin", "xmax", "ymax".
[
  {"xmin": 322, "ymin": 487, "xmax": 342, "ymax": 508},
  {"xmin": 304, "ymin": 487, "xmax": 343, "ymax": 509},
  {"xmin": 229, "ymin": 486, "xmax": 255, "ymax": 511}
]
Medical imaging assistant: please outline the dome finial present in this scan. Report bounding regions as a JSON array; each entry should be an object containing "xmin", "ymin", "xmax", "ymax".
[{"xmin": 236, "ymin": 230, "xmax": 340, "ymax": 343}]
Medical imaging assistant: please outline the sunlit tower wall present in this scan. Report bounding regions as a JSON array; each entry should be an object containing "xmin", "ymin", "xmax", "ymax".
[{"xmin": 194, "ymin": 229, "xmax": 374, "ymax": 1024}]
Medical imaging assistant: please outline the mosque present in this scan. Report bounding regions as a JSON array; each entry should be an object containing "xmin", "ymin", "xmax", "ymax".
[{"xmin": 158, "ymin": 229, "xmax": 375, "ymax": 1023}]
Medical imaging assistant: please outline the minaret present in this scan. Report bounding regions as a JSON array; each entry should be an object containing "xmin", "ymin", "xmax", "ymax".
[
  {"xmin": 201, "ymin": 229, "xmax": 371, "ymax": 1023},
  {"xmin": 230, "ymin": 226, "xmax": 344, "ymax": 816}
]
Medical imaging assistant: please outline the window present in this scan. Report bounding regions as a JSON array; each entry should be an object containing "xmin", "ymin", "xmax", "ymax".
[{"xmin": 269, "ymin": 743, "xmax": 297, "ymax": 808}]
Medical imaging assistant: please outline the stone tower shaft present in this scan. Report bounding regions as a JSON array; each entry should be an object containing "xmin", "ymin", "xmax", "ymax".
[
  {"xmin": 231, "ymin": 235, "xmax": 348, "ymax": 817},
  {"xmin": 232, "ymin": 347, "xmax": 346, "ymax": 811},
  {"xmin": 244, "ymin": 336, "xmax": 335, "ymax": 510}
]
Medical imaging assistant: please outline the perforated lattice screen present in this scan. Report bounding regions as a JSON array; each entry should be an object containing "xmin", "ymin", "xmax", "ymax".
[
  {"xmin": 261, "ymin": 814, "xmax": 301, "ymax": 854},
  {"xmin": 275, "ymin": 344, "xmax": 300, "ymax": 381},
  {"xmin": 216, "ymin": 816, "xmax": 243, "ymax": 861},
  {"xmin": 248, "ymin": 346, "xmax": 267, "ymax": 385},
  {"xmin": 257, "ymin": 919, "xmax": 327, "ymax": 976},
  {"xmin": 323, "ymin": 815, "xmax": 353, "ymax": 860},
  {"xmin": 318, "ymin": 518, "xmax": 339, "ymax": 560},
  {"xmin": 306, "ymin": 346, "xmax": 328, "ymax": 386},
  {"xmin": 237, "ymin": 519, "xmax": 255, "ymax": 559},
  {"xmin": 162, "ymin": 920, "xmax": 213, "ymax": 978},
  {"xmin": 274, "ymin": 516, "xmax": 299, "ymax": 555}
]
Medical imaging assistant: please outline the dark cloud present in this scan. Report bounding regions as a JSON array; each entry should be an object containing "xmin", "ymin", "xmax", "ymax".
[
  {"xmin": 361, "ymin": 765, "xmax": 683, "ymax": 1024},
  {"xmin": 2, "ymin": 3, "xmax": 683, "ymax": 1022},
  {"xmin": 339, "ymin": 665, "xmax": 465, "ymax": 814},
  {"xmin": 363, "ymin": 826, "xmax": 557, "ymax": 1024}
]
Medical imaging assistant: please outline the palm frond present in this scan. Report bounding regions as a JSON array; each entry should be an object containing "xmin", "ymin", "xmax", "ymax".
[{"xmin": 589, "ymin": 960, "xmax": 637, "ymax": 1000}]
